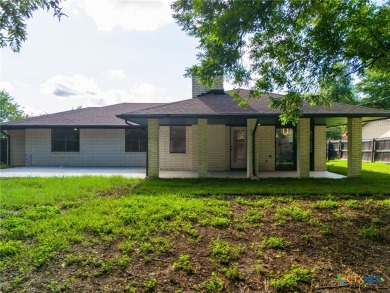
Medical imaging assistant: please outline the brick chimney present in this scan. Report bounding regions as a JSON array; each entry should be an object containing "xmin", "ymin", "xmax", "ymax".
[{"xmin": 192, "ymin": 76, "xmax": 224, "ymax": 98}]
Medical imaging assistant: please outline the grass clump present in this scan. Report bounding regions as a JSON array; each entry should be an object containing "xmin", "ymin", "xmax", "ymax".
[
  {"xmin": 313, "ymin": 199, "xmax": 339, "ymax": 210},
  {"xmin": 358, "ymin": 225, "xmax": 383, "ymax": 240},
  {"xmin": 274, "ymin": 206, "xmax": 311, "ymax": 222},
  {"xmin": 173, "ymin": 254, "xmax": 193, "ymax": 273},
  {"xmin": 210, "ymin": 239, "xmax": 242, "ymax": 264},
  {"xmin": 202, "ymin": 272, "xmax": 224, "ymax": 292},
  {"xmin": 262, "ymin": 236, "xmax": 290, "ymax": 249},
  {"xmin": 345, "ymin": 199, "xmax": 362, "ymax": 210},
  {"xmin": 223, "ymin": 264, "xmax": 244, "ymax": 282},
  {"xmin": 143, "ymin": 277, "xmax": 157, "ymax": 292},
  {"xmin": 243, "ymin": 208, "xmax": 263, "ymax": 225},
  {"xmin": 271, "ymin": 265, "xmax": 313, "ymax": 290}
]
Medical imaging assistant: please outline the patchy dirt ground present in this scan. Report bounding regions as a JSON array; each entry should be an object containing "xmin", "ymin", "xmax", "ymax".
[{"xmin": 1, "ymin": 195, "xmax": 389, "ymax": 292}]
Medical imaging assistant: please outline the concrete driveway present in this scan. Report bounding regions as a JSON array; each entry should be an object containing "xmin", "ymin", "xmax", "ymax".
[{"xmin": 0, "ymin": 167, "xmax": 146, "ymax": 178}]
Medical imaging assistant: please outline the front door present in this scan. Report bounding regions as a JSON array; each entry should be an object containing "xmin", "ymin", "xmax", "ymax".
[
  {"xmin": 275, "ymin": 127, "xmax": 296, "ymax": 170},
  {"xmin": 231, "ymin": 127, "xmax": 247, "ymax": 169}
]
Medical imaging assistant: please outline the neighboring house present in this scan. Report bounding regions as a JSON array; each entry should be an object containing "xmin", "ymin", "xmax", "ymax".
[
  {"xmin": 1, "ymin": 77, "xmax": 390, "ymax": 178},
  {"xmin": 362, "ymin": 119, "xmax": 390, "ymax": 140}
]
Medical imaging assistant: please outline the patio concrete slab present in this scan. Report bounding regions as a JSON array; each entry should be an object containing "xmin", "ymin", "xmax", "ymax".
[
  {"xmin": 0, "ymin": 167, "xmax": 346, "ymax": 179},
  {"xmin": 159, "ymin": 170, "xmax": 346, "ymax": 179},
  {"xmin": 0, "ymin": 167, "xmax": 146, "ymax": 178}
]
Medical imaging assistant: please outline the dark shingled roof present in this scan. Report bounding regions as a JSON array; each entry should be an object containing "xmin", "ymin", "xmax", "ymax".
[
  {"xmin": 118, "ymin": 90, "xmax": 390, "ymax": 117},
  {"xmin": 0, "ymin": 103, "xmax": 163, "ymax": 129}
]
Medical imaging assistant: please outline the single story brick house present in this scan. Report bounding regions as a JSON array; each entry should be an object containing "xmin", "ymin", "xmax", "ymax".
[{"xmin": 2, "ymin": 77, "xmax": 390, "ymax": 178}]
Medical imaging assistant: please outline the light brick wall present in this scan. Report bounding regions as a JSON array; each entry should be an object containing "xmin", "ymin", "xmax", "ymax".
[
  {"xmin": 8, "ymin": 130, "xmax": 25, "ymax": 166},
  {"xmin": 192, "ymin": 125, "xmax": 198, "ymax": 171},
  {"xmin": 225, "ymin": 126, "xmax": 230, "ymax": 170},
  {"xmin": 257, "ymin": 126, "xmax": 275, "ymax": 171},
  {"xmin": 297, "ymin": 118, "xmax": 310, "ymax": 178},
  {"xmin": 148, "ymin": 119, "xmax": 159, "ymax": 177},
  {"xmin": 159, "ymin": 126, "xmax": 193, "ymax": 170},
  {"xmin": 314, "ymin": 125, "xmax": 326, "ymax": 171},
  {"xmin": 192, "ymin": 124, "xmax": 228, "ymax": 172},
  {"xmin": 347, "ymin": 117, "xmax": 362, "ymax": 177},
  {"xmin": 192, "ymin": 76, "xmax": 224, "ymax": 98},
  {"xmin": 247, "ymin": 119, "xmax": 257, "ymax": 177},
  {"xmin": 197, "ymin": 119, "xmax": 208, "ymax": 177},
  {"xmin": 207, "ymin": 125, "xmax": 226, "ymax": 171},
  {"xmin": 24, "ymin": 128, "xmax": 146, "ymax": 167}
]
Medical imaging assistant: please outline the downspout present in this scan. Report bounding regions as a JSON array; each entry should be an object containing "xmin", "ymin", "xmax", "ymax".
[
  {"xmin": 1, "ymin": 130, "xmax": 11, "ymax": 166},
  {"xmin": 125, "ymin": 120, "xmax": 148, "ymax": 177},
  {"xmin": 252, "ymin": 119, "xmax": 259, "ymax": 177}
]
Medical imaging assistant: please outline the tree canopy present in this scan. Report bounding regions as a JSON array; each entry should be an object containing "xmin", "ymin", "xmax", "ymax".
[
  {"xmin": 0, "ymin": 0, "xmax": 65, "ymax": 52},
  {"xmin": 172, "ymin": 0, "xmax": 390, "ymax": 123},
  {"xmin": 0, "ymin": 90, "xmax": 29, "ymax": 122}
]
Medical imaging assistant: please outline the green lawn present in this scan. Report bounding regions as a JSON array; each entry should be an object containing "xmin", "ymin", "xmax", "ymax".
[
  {"xmin": 0, "ymin": 161, "xmax": 389, "ymax": 292},
  {"xmin": 139, "ymin": 159, "xmax": 390, "ymax": 195}
]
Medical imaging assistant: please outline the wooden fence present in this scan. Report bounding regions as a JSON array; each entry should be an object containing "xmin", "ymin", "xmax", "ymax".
[{"xmin": 327, "ymin": 137, "xmax": 390, "ymax": 163}]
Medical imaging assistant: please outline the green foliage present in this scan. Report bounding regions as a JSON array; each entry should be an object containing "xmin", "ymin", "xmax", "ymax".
[
  {"xmin": 0, "ymin": 90, "xmax": 29, "ymax": 122},
  {"xmin": 326, "ymin": 126, "xmax": 345, "ymax": 140},
  {"xmin": 47, "ymin": 278, "xmax": 74, "ymax": 292},
  {"xmin": 262, "ymin": 236, "xmax": 290, "ymax": 250},
  {"xmin": 271, "ymin": 265, "xmax": 313, "ymax": 290},
  {"xmin": 357, "ymin": 70, "xmax": 390, "ymax": 110},
  {"xmin": 172, "ymin": 0, "xmax": 390, "ymax": 123},
  {"xmin": 202, "ymin": 272, "xmax": 224, "ymax": 292},
  {"xmin": 274, "ymin": 206, "xmax": 311, "ymax": 222},
  {"xmin": 313, "ymin": 199, "xmax": 339, "ymax": 210},
  {"xmin": 210, "ymin": 238, "xmax": 242, "ymax": 264},
  {"xmin": 243, "ymin": 208, "xmax": 263, "ymax": 225},
  {"xmin": 143, "ymin": 277, "xmax": 157, "ymax": 292},
  {"xmin": 211, "ymin": 217, "xmax": 230, "ymax": 228},
  {"xmin": 0, "ymin": 240, "xmax": 21, "ymax": 257},
  {"xmin": 358, "ymin": 225, "xmax": 383, "ymax": 241},
  {"xmin": 0, "ymin": 0, "xmax": 65, "ymax": 52},
  {"xmin": 345, "ymin": 199, "xmax": 362, "ymax": 210},
  {"xmin": 318, "ymin": 224, "xmax": 333, "ymax": 236},
  {"xmin": 223, "ymin": 264, "xmax": 244, "ymax": 282},
  {"xmin": 173, "ymin": 254, "xmax": 193, "ymax": 273}
]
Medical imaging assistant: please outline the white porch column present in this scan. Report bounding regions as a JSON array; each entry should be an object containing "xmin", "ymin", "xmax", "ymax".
[
  {"xmin": 314, "ymin": 125, "xmax": 327, "ymax": 171},
  {"xmin": 247, "ymin": 118, "xmax": 257, "ymax": 178},
  {"xmin": 198, "ymin": 119, "xmax": 208, "ymax": 177},
  {"xmin": 297, "ymin": 118, "xmax": 310, "ymax": 178},
  {"xmin": 147, "ymin": 118, "xmax": 159, "ymax": 178},
  {"xmin": 347, "ymin": 117, "xmax": 362, "ymax": 177}
]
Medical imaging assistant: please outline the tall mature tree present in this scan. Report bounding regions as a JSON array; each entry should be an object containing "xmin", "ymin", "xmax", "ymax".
[
  {"xmin": 356, "ymin": 70, "xmax": 390, "ymax": 110},
  {"xmin": 0, "ymin": 0, "xmax": 65, "ymax": 52},
  {"xmin": 0, "ymin": 90, "xmax": 29, "ymax": 122},
  {"xmin": 172, "ymin": 0, "xmax": 390, "ymax": 124}
]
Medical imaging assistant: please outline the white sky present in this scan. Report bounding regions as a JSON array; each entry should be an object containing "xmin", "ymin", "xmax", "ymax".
[{"xmin": 0, "ymin": 0, "xmax": 232, "ymax": 116}]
